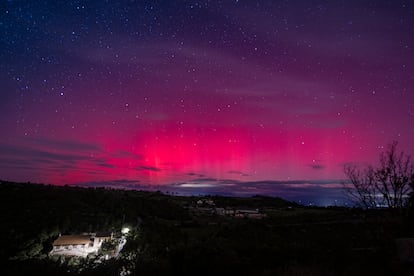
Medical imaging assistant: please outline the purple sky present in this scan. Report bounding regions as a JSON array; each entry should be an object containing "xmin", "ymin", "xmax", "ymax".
[{"xmin": 1, "ymin": 1, "xmax": 414, "ymax": 205}]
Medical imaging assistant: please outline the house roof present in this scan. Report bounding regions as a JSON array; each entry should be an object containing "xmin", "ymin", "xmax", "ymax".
[
  {"xmin": 53, "ymin": 235, "xmax": 92, "ymax": 246},
  {"xmin": 96, "ymin": 232, "xmax": 111, "ymax": 237}
]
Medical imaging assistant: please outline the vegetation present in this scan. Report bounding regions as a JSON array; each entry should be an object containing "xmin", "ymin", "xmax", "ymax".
[
  {"xmin": 344, "ymin": 142, "xmax": 414, "ymax": 208},
  {"xmin": 1, "ymin": 180, "xmax": 414, "ymax": 275},
  {"xmin": 0, "ymin": 181, "xmax": 188, "ymax": 262},
  {"xmin": 100, "ymin": 239, "xmax": 118, "ymax": 255}
]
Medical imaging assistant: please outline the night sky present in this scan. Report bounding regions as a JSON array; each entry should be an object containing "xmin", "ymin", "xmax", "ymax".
[{"xmin": 1, "ymin": 1, "xmax": 414, "ymax": 205}]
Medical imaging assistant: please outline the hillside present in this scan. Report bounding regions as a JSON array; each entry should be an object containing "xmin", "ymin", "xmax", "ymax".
[{"xmin": 1, "ymin": 180, "xmax": 413, "ymax": 276}]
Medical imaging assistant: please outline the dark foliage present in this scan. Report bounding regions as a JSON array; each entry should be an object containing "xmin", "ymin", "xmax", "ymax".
[
  {"xmin": 1, "ymin": 180, "xmax": 414, "ymax": 275},
  {"xmin": 0, "ymin": 180, "xmax": 189, "ymax": 261}
]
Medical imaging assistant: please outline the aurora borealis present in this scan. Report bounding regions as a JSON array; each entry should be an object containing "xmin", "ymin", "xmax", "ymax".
[{"xmin": 1, "ymin": 1, "xmax": 413, "ymax": 205}]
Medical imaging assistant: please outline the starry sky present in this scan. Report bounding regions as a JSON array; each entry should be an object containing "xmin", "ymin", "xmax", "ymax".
[{"xmin": 1, "ymin": 0, "xmax": 414, "ymax": 205}]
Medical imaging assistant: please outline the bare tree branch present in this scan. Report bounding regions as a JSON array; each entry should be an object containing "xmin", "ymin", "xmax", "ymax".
[{"xmin": 344, "ymin": 142, "xmax": 414, "ymax": 209}]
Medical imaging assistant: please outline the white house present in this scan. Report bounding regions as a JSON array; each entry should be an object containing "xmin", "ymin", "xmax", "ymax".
[{"xmin": 50, "ymin": 233, "xmax": 112, "ymax": 258}]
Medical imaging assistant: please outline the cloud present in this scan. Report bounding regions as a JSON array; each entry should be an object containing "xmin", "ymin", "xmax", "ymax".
[
  {"xmin": 0, "ymin": 138, "xmax": 114, "ymax": 180},
  {"xmin": 309, "ymin": 164, "xmax": 325, "ymax": 170},
  {"xmin": 137, "ymin": 165, "xmax": 161, "ymax": 172},
  {"xmin": 95, "ymin": 161, "xmax": 115, "ymax": 169},
  {"xmin": 190, "ymin": 177, "xmax": 219, "ymax": 182},
  {"xmin": 187, "ymin": 172, "xmax": 206, "ymax": 177},
  {"xmin": 0, "ymin": 143, "xmax": 91, "ymax": 163},
  {"xmin": 178, "ymin": 183, "xmax": 216, "ymax": 188},
  {"xmin": 170, "ymin": 178, "xmax": 350, "ymax": 205},
  {"xmin": 29, "ymin": 137, "xmax": 101, "ymax": 152},
  {"xmin": 72, "ymin": 177, "xmax": 352, "ymax": 206},
  {"xmin": 227, "ymin": 170, "xmax": 249, "ymax": 176},
  {"xmin": 110, "ymin": 150, "xmax": 142, "ymax": 160}
]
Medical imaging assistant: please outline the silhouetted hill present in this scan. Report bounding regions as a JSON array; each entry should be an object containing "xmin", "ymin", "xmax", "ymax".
[
  {"xmin": 1, "ymin": 180, "xmax": 414, "ymax": 276},
  {"xmin": 0, "ymin": 180, "xmax": 189, "ymax": 260},
  {"xmin": 0, "ymin": 180, "xmax": 295, "ymax": 260}
]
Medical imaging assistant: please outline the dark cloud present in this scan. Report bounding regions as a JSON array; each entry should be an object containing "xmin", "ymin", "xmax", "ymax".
[
  {"xmin": 72, "ymin": 177, "xmax": 352, "ymax": 206},
  {"xmin": 137, "ymin": 165, "xmax": 161, "ymax": 172},
  {"xmin": 187, "ymin": 172, "xmax": 205, "ymax": 177},
  {"xmin": 0, "ymin": 143, "xmax": 90, "ymax": 163},
  {"xmin": 169, "ymin": 179, "xmax": 350, "ymax": 206},
  {"xmin": 110, "ymin": 150, "xmax": 142, "ymax": 160},
  {"xmin": 190, "ymin": 177, "xmax": 219, "ymax": 182},
  {"xmin": 0, "ymin": 140, "xmax": 114, "ymax": 179},
  {"xmin": 94, "ymin": 161, "xmax": 115, "ymax": 169},
  {"xmin": 309, "ymin": 164, "xmax": 326, "ymax": 170},
  {"xmin": 0, "ymin": 158, "xmax": 35, "ymax": 166},
  {"xmin": 238, "ymin": 179, "xmax": 347, "ymax": 186},
  {"xmin": 227, "ymin": 170, "xmax": 249, "ymax": 176},
  {"xmin": 29, "ymin": 137, "xmax": 101, "ymax": 152}
]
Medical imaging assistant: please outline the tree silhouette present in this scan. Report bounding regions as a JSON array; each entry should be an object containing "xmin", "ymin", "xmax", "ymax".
[
  {"xmin": 344, "ymin": 142, "xmax": 414, "ymax": 208},
  {"xmin": 344, "ymin": 165, "xmax": 379, "ymax": 209}
]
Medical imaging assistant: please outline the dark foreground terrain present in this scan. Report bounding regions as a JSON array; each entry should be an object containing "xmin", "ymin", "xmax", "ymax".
[{"xmin": 1, "ymin": 180, "xmax": 414, "ymax": 275}]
